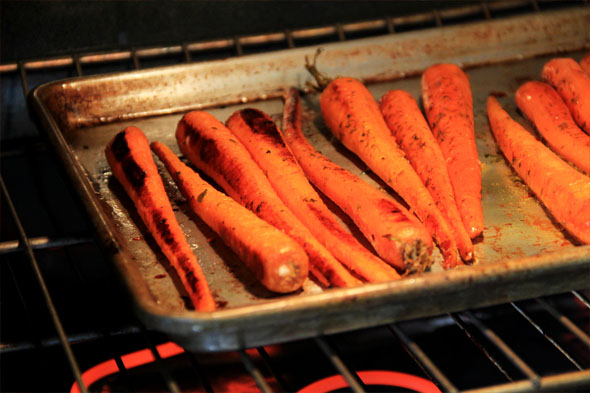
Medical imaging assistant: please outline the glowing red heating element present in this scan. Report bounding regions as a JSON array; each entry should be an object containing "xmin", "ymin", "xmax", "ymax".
[
  {"xmin": 71, "ymin": 342, "xmax": 440, "ymax": 393},
  {"xmin": 298, "ymin": 370, "xmax": 441, "ymax": 393},
  {"xmin": 70, "ymin": 341, "xmax": 184, "ymax": 393}
]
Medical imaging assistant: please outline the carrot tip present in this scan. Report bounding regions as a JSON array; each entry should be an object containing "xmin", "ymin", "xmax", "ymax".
[{"xmin": 461, "ymin": 251, "xmax": 474, "ymax": 263}]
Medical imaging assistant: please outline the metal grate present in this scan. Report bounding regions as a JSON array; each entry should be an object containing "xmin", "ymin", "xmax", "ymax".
[{"xmin": 1, "ymin": 1, "xmax": 589, "ymax": 392}]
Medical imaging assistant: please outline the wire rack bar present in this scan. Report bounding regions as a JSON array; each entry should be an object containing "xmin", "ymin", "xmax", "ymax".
[
  {"xmin": 450, "ymin": 313, "xmax": 514, "ymax": 381},
  {"xmin": 0, "ymin": 325, "xmax": 141, "ymax": 354},
  {"xmin": 285, "ymin": 29, "xmax": 295, "ymax": 49},
  {"xmin": 240, "ymin": 32, "xmax": 286, "ymax": 46},
  {"xmin": 384, "ymin": 16, "xmax": 395, "ymax": 33},
  {"xmin": 341, "ymin": 19, "xmax": 387, "ymax": 35},
  {"xmin": 182, "ymin": 43, "xmax": 192, "ymax": 63},
  {"xmin": 388, "ymin": 323, "xmax": 458, "ymax": 393},
  {"xmin": 131, "ymin": 49, "xmax": 141, "ymax": 70},
  {"xmin": 257, "ymin": 347, "xmax": 294, "ymax": 393},
  {"xmin": 239, "ymin": 350, "xmax": 274, "ymax": 393},
  {"xmin": 17, "ymin": 62, "xmax": 29, "ymax": 96},
  {"xmin": 184, "ymin": 351, "xmax": 215, "ymax": 393},
  {"xmin": 536, "ymin": 297, "xmax": 590, "ymax": 347},
  {"xmin": 314, "ymin": 336, "xmax": 366, "ymax": 393},
  {"xmin": 481, "ymin": 1, "xmax": 492, "ymax": 19},
  {"xmin": 1, "ymin": 141, "xmax": 49, "ymax": 157},
  {"xmin": 73, "ymin": 55, "xmax": 83, "ymax": 77},
  {"xmin": 335, "ymin": 23, "xmax": 346, "ymax": 41},
  {"xmin": 461, "ymin": 369, "xmax": 590, "ymax": 393},
  {"xmin": 433, "ymin": 10, "xmax": 443, "ymax": 27},
  {"xmin": 234, "ymin": 36, "xmax": 244, "ymax": 56},
  {"xmin": 4, "ymin": 257, "xmax": 43, "ymax": 348},
  {"xmin": 139, "ymin": 327, "xmax": 180, "ymax": 393},
  {"xmin": 571, "ymin": 290, "xmax": 590, "ymax": 309},
  {"xmin": 510, "ymin": 302, "xmax": 584, "ymax": 370},
  {"xmin": 0, "ymin": 236, "xmax": 94, "ymax": 255},
  {"xmin": 462, "ymin": 311, "xmax": 540, "ymax": 387},
  {"xmin": 0, "ymin": 176, "xmax": 88, "ymax": 393}
]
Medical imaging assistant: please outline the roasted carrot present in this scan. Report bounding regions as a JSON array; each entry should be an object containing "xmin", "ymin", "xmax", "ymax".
[
  {"xmin": 515, "ymin": 81, "xmax": 590, "ymax": 174},
  {"xmin": 151, "ymin": 141, "xmax": 309, "ymax": 293},
  {"xmin": 226, "ymin": 107, "xmax": 401, "ymax": 282},
  {"xmin": 105, "ymin": 126, "xmax": 216, "ymax": 311},
  {"xmin": 580, "ymin": 53, "xmax": 590, "ymax": 76},
  {"xmin": 421, "ymin": 63, "xmax": 484, "ymax": 239},
  {"xmin": 282, "ymin": 87, "xmax": 433, "ymax": 274},
  {"xmin": 176, "ymin": 111, "xmax": 361, "ymax": 288},
  {"xmin": 542, "ymin": 58, "xmax": 590, "ymax": 133},
  {"xmin": 308, "ymin": 71, "xmax": 459, "ymax": 268},
  {"xmin": 487, "ymin": 96, "xmax": 590, "ymax": 244},
  {"xmin": 380, "ymin": 90, "xmax": 474, "ymax": 262}
]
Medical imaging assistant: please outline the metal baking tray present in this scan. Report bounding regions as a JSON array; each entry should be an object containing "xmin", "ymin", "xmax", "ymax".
[{"xmin": 30, "ymin": 7, "xmax": 590, "ymax": 352}]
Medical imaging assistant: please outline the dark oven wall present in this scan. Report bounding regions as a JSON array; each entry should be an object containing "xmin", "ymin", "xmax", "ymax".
[
  {"xmin": 2, "ymin": 1, "xmax": 473, "ymax": 62},
  {"xmin": 1, "ymin": 1, "xmax": 589, "ymax": 393}
]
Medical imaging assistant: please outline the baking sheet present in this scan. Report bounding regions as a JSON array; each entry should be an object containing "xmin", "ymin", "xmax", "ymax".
[{"xmin": 30, "ymin": 7, "xmax": 590, "ymax": 351}]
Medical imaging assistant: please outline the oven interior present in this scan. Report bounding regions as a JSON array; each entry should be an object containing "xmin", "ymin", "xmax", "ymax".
[{"xmin": 1, "ymin": 1, "xmax": 589, "ymax": 392}]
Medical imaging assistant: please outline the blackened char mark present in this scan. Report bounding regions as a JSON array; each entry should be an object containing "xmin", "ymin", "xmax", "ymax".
[
  {"xmin": 178, "ymin": 256, "xmax": 199, "ymax": 289},
  {"xmin": 377, "ymin": 199, "xmax": 411, "ymax": 223},
  {"xmin": 198, "ymin": 137, "xmax": 222, "ymax": 169},
  {"xmin": 152, "ymin": 203, "xmax": 201, "ymax": 293},
  {"xmin": 184, "ymin": 121, "xmax": 244, "ymax": 191},
  {"xmin": 152, "ymin": 210, "xmax": 178, "ymax": 251},
  {"xmin": 240, "ymin": 109, "xmax": 287, "ymax": 148},
  {"xmin": 181, "ymin": 120, "xmax": 223, "ymax": 166},
  {"xmin": 121, "ymin": 159, "xmax": 146, "ymax": 190},
  {"xmin": 110, "ymin": 131, "xmax": 146, "ymax": 190},
  {"xmin": 110, "ymin": 131, "xmax": 130, "ymax": 161},
  {"xmin": 239, "ymin": 109, "xmax": 297, "ymax": 164}
]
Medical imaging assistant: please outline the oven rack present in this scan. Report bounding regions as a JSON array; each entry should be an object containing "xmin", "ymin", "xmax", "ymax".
[{"xmin": 1, "ymin": 1, "xmax": 589, "ymax": 392}]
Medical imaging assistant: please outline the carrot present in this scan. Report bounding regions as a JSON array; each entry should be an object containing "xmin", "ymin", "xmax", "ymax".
[
  {"xmin": 487, "ymin": 96, "xmax": 590, "ymax": 244},
  {"xmin": 542, "ymin": 58, "xmax": 590, "ymax": 134},
  {"xmin": 380, "ymin": 90, "xmax": 474, "ymax": 262},
  {"xmin": 105, "ymin": 126, "xmax": 216, "ymax": 311},
  {"xmin": 151, "ymin": 141, "xmax": 309, "ymax": 293},
  {"xmin": 515, "ymin": 81, "xmax": 590, "ymax": 174},
  {"xmin": 176, "ymin": 111, "xmax": 361, "ymax": 288},
  {"xmin": 421, "ymin": 63, "xmax": 484, "ymax": 239},
  {"xmin": 282, "ymin": 87, "xmax": 433, "ymax": 274},
  {"xmin": 305, "ymin": 62, "xmax": 459, "ymax": 268},
  {"xmin": 226, "ymin": 107, "xmax": 401, "ymax": 282},
  {"xmin": 580, "ymin": 53, "xmax": 590, "ymax": 76}
]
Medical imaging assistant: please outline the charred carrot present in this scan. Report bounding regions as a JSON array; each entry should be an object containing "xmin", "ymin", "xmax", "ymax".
[
  {"xmin": 487, "ymin": 96, "xmax": 590, "ymax": 244},
  {"xmin": 580, "ymin": 53, "xmax": 590, "ymax": 76},
  {"xmin": 421, "ymin": 63, "xmax": 484, "ymax": 239},
  {"xmin": 226, "ymin": 108, "xmax": 401, "ymax": 282},
  {"xmin": 380, "ymin": 90, "xmax": 474, "ymax": 262},
  {"xmin": 515, "ymin": 81, "xmax": 590, "ymax": 174},
  {"xmin": 306, "ymin": 68, "xmax": 459, "ymax": 268},
  {"xmin": 105, "ymin": 126, "xmax": 216, "ymax": 311},
  {"xmin": 542, "ymin": 58, "xmax": 590, "ymax": 133},
  {"xmin": 282, "ymin": 87, "xmax": 433, "ymax": 274},
  {"xmin": 151, "ymin": 141, "xmax": 309, "ymax": 293},
  {"xmin": 176, "ymin": 111, "xmax": 361, "ymax": 288}
]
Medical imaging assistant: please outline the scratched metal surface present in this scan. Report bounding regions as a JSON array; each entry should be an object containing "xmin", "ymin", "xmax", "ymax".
[{"xmin": 30, "ymin": 8, "xmax": 590, "ymax": 351}]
